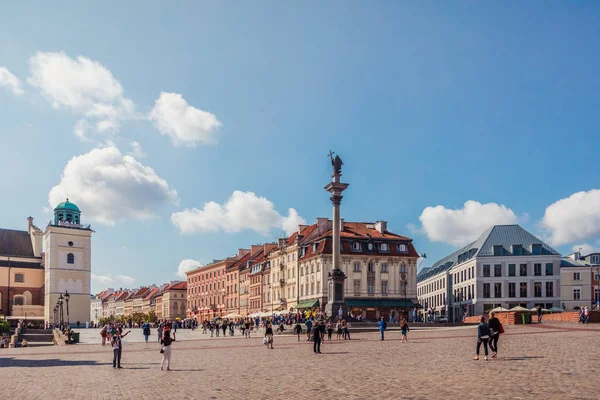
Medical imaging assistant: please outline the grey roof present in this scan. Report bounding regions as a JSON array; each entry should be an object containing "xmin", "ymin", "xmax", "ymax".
[
  {"xmin": 476, "ymin": 225, "xmax": 559, "ymax": 256},
  {"xmin": 0, "ymin": 228, "xmax": 36, "ymax": 257},
  {"xmin": 417, "ymin": 225, "xmax": 559, "ymax": 282},
  {"xmin": 560, "ymin": 257, "xmax": 589, "ymax": 268}
]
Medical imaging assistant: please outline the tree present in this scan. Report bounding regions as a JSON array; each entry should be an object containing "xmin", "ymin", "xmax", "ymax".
[{"xmin": 144, "ymin": 310, "xmax": 157, "ymax": 323}]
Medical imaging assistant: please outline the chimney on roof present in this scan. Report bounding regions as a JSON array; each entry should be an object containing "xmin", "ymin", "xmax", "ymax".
[
  {"xmin": 27, "ymin": 216, "xmax": 33, "ymax": 227},
  {"xmin": 298, "ymin": 225, "xmax": 309, "ymax": 234},
  {"xmin": 317, "ymin": 218, "xmax": 329, "ymax": 235},
  {"xmin": 251, "ymin": 244, "xmax": 263, "ymax": 255},
  {"xmin": 375, "ymin": 221, "xmax": 387, "ymax": 233},
  {"xmin": 238, "ymin": 249, "xmax": 250, "ymax": 258},
  {"xmin": 340, "ymin": 218, "xmax": 345, "ymax": 231},
  {"xmin": 264, "ymin": 243, "xmax": 277, "ymax": 254}
]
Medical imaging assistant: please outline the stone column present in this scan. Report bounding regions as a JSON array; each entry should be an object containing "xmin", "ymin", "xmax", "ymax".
[{"xmin": 324, "ymin": 165, "xmax": 349, "ymax": 319}]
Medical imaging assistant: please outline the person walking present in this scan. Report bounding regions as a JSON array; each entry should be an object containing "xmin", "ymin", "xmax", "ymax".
[
  {"xmin": 160, "ymin": 325, "xmax": 173, "ymax": 371},
  {"xmin": 400, "ymin": 318, "xmax": 409, "ymax": 343},
  {"xmin": 312, "ymin": 321, "xmax": 323, "ymax": 354},
  {"xmin": 488, "ymin": 312, "xmax": 502, "ymax": 358},
  {"xmin": 378, "ymin": 317, "xmax": 387, "ymax": 341},
  {"xmin": 245, "ymin": 321, "xmax": 251, "ymax": 338},
  {"xmin": 222, "ymin": 322, "xmax": 227, "ymax": 337},
  {"xmin": 157, "ymin": 325, "xmax": 163, "ymax": 343},
  {"xmin": 294, "ymin": 321, "xmax": 302, "ymax": 341},
  {"xmin": 111, "ymin": 327, "xmax": 131, "ymax": 369},
  {"xmin": 536, "ymin": 305, "xmax": 543, "ymax": 324},
  {"xmin": 326, "ymin": 319, "xmax": 333, "ymax": 341},
  {"xmin": 101, "ymin": 326, "xmax": 108, "ymax": 346},
  {"xmin": 265, "ymin": 322, "xmax": 274, "ymax": 349},
  {"xmin": 336, "ymin": 320, "xmax": 342, "ymax": 340},
  {"xmin": 305, "ymin": 318, "xmax": 313, "ymax": 341},
  {"xmin": 474, "ymin": 316, "xmax": 490, "ymax": 361},
  {"xmin": 142, "ymin": 323, "xmax": 151, "ymax": 343}
]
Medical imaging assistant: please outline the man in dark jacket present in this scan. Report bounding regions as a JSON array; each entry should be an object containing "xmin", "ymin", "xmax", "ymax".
[{"xmin": 312, "ymin": 321, "xmax": 323, "ymax": 354}]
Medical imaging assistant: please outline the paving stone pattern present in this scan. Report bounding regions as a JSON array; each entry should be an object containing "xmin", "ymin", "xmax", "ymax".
[{"xmin": 1, "ymin": 324, "xmax": 599, "ymax": 400}]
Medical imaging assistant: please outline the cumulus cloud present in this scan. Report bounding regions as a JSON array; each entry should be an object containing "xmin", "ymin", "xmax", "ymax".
[
  {"xmin": 541, "ymin": 189, "xmax": 600, "ymax": 246},
  {"xmin": 27, "ymin": 52, "xmax": 135, "ymax": 139},
  {"xmin": 572, "ymin": 243, "xmax": 600, "ymax": 256},
  {"xmin": 48, "ymin": 145, "xmax": 178, "ymax": 226},
  {"xmin": 149, "ymin": 92, "xmax": 221, "ymax": 147},
  {"xmin": 177, "ymin": 259, "xmax": 202, "ymax": 278},
  {"xmin": 129, "ymin": 141, "xmax": 147, "ymax": 158},
  {"xmin": 91, "ymin": 274, "xmax": 114, "ymax": 284},
  {"xmin": 0, "ymin": 66, "xmax": 24, "ymax": 95},
  {"xmin": 117, "ymin": 275, "xmax": 135, "ymax": 285},
  {"xmin": 416, "ymin": 200, "xmax": 522, "ymax": 246},
  {"xmin": 171, "ymin": 191, "xmax": 306, "ymax": 236}
]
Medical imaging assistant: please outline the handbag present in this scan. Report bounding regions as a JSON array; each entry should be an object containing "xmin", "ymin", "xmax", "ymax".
[
  {"xmin": 160, "ymin": 347, "xmax": 164, "ymax": 354},
  {"xmin": 263, "ymin": 337, "xmax": 268, "ymax": 345},
  {"xmin": 499, "ymin": 323, "xmax": 505, "ymax": 334}
]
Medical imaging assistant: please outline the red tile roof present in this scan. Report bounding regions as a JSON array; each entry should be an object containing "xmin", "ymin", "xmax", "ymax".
[
  {"xmin": 167, "ymin": 281, "xmax": 187, "ymax": 290},
  {"xmin": 143, "ymin": 287, "xmax": 160, "ymax": 300}
]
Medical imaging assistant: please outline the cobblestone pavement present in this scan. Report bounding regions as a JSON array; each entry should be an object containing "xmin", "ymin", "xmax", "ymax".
[{"xmin": 2, "ymin": 324, "xmax": 599, "ymax": 400}]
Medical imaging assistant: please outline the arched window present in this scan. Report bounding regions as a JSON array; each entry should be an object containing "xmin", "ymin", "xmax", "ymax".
[
  {"xmin": 401, "ymin": 263, "xmax": 407, "ymax": 273},
  {"xmin": 14, "ymin": 273, "xmax": 24, "ymax": 283},
  {"xmin": 67, "ymin": 253, "xmax": 75, "ymax": 264}
]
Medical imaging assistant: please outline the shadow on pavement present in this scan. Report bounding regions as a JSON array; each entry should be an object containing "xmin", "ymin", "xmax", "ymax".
[
  {"xmin": 499, "ymin": 356, "xmax": 545, "ymax": 361},
  {"xmin": 0, "ymin": 358, "xmax": 108, "ymax": 368}
]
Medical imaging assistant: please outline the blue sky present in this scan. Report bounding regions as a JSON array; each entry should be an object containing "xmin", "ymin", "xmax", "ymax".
[{"xmin": 1, "ymin": 2, "xmax": 599, "ymax": 292}]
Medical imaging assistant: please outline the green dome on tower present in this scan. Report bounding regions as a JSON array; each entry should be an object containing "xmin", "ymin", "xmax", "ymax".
[
  {"xmin": 54, "ymin": 199, "xmax": 80, "ymax": 212},
  {"xmin": 53, "ymin": 198, "xmax": 82, "ymax": 225}
]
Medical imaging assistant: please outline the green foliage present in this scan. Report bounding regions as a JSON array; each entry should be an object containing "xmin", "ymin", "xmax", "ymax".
[{"xmin": 0, "ymin": 318, "xmax": 10, "ymax": 334}]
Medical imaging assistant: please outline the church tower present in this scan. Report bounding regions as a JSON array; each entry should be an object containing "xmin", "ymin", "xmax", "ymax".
[{"xmin": 44, "ymin": 199, "xmax": 93, "ymax": 326}]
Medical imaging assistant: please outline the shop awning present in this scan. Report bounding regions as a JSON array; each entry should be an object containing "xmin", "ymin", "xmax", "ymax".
[
  {"xmin": 294, "ymin": 299, "xmax": 320, "ymax": 309},
  {"xmin": 346, "ymin": 298, "xmax": 416, "ymax": 308}
]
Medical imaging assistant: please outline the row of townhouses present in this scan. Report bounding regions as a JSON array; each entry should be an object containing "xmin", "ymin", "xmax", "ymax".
[
  {"xmin": 417, "ymin": 224, "xmax": 600, "ymax": 322},
  {"xmin": 90, "ymin": 281, "xmax": 187, "ymax": 323},
  {"xmin": 186, "ymin": 218, "xmax": 420, "ymax": 321}
]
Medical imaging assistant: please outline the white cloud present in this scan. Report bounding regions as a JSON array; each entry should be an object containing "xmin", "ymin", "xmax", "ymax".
[
  {"xmin": 0, "ymin": 66, "xmax": 24, "ymax": 95},
  {"xmin": 572, "ymin": 243, "xmax": 600, "ymax": 256},
  {"xmin": 117, "ymin": 275, "xmax": 135, "ymax": 285},
  {"xmin": 27, "ymin": 52, "xmax": 135, "ymax": 139},
  {"xmin": 541, "ymin": 189, "xmax": 600, "ymax": 246},
  {"xmin": 149, "ymin": 92, "xmax": 221, "ymax": 147},
  {"xmin": 416, "ymin": 200, "xmax": 522, "ymax": 246},
  {"xmin": 129, "ymin": 141, "xmax": 147, "ymax": 158},
  {"xmin": 91, "ymin": 274, "xmax": 114, "ymax": 284},
  {"xmin": 177, "ymin": 259, "xmax": 202, "ymax": 278},
  {"xmin": 171, "ymin": 190, "xmax": 306, "ymax": 236},
  {"xmin": 48, "ymin": 145, "xmax": 178, "ymax": 226}
]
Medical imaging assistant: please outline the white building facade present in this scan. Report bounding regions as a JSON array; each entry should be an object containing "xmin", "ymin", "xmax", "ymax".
[{"xmin": 418, "ymin": 225, "xmax": 561, "ymax": 322}]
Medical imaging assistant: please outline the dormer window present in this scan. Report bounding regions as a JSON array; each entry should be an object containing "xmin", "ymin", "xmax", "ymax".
[
  {"xmin": 591, "ymin": 255, "xmax": 600, "ymax": 264},
  {"xmin": 398, "ymin": 244, "xmax": 407, "ymax": 253},
  {"xmin": 512, "ymin": 245, "xmax": 522, "ymax": 256},
  {"xmin": 531, "ymin": 244, "xmax": 542, "ymax": 255},
  {"xmin": 493, "ymin": 245, "xmax": 503, "ymax": 256},
  {"xmin": 380, "ymin": 243, "xmax": 389, "ymax": 252},
  {"xmin": 313, "ymin": 243, "xmax": 318, "ymax": 252},
  {"xmin": 352, "ymin": 242, "xmax": 362, "ymax": 252}
]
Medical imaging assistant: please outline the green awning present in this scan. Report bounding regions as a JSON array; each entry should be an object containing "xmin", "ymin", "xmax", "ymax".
[
  {"xmin": 346, "ymin": 298, "xmax": 415, "ymax": 308},
  {"xmin": 294, "ymin": 299, "xmax": 320, "ymax": 309}
]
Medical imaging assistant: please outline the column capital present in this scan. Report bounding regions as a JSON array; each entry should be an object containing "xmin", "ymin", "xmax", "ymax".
[{"xmin": 330, "ymin": 195, "xmax": 343, "ymax": 206}]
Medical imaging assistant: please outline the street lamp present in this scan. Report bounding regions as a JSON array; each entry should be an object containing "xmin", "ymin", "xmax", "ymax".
[
  {"xmin": 53, "ymin": 306, "xmax": 58, "ymax": 325},
  {"xmin": 593, "ymin": 266, "xmax": 600, "ymax": 310},
  {"xmin": 64, "ymin": 290, "xmax": 71, "ymax": 327},
  {"xmin": 58, "ymin": 295, "xmax": 64, "ymax": 326}
]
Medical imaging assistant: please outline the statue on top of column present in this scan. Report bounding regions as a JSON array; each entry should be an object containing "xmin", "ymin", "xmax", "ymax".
[{"xmin": 328, "ymin": 151, "xmax": 343, "ymax": 174}]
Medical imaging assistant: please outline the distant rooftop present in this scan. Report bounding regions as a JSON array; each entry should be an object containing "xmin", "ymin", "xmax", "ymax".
[{"xmin": 417, "ymin": 225, "xmax": 559, "ymax": 282}]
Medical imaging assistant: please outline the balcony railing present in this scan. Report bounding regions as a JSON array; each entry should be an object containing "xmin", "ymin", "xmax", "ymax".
[{"xmin": 279, "ymin": 279, "xmax": 285, "ymax": 286}]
